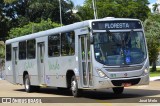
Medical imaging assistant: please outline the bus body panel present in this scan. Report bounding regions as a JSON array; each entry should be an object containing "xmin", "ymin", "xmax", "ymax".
[
  {"xmin": 92, "ymin": 74, "xmax": 149, "ymax": 89},
  {"xmin": 5, "ymin": 61, "xmax": 13, "ymax": 84}
]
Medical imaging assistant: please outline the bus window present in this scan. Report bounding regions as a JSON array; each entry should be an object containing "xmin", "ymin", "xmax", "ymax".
[
  {"xmin": 6, "ymin": 44, "xmax": 11, "ymax": 61},
  {"xmin": 19, "ymin": 41, "xmax": 26, "ymax": 60},
  {"xmin": 48, "ymin": 34, "xmax": 60, "ymax": 57},
  {"xmin": 61, "ymin": 31, "xmax": 75, "ymax": 56},
  {"xmin": 27, "ymin": 39, "xmax": 36, "ymax": 59}
]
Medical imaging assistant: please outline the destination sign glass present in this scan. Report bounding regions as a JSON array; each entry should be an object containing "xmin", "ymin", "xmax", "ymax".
[{"xmin": 92, "ymin": 21, "xmax": 142, "ymax": 30}]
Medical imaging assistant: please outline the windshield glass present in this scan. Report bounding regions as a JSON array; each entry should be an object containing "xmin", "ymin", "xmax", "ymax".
[{"xmin": 93, "ymin": 31, "xmax": 147, "ymax": 66}]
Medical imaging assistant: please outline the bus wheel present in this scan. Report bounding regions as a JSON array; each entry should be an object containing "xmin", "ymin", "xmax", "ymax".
[
  {"xmin": 71, "ymin": 76, "xmax": 81, "ymax": 97},
  {"xmin": 112, "ymin": 87, "xmax": 124, "ymax": 94},
  {"xmin": 24, "ymin": 75, "xmax": 33, "ymax": 93}
]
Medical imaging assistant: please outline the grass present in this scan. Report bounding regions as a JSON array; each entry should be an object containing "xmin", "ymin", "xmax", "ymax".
[{"xmin": 150, "ymin": 68, "xmax": 160, "ymax": 77}]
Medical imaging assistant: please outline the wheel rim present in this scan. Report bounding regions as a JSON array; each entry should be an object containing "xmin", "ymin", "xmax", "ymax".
[
  {"xmin": 71, "ymin": 80, "xmax": 76, "ymax": 93},
  {"xmin": 25, "ymin": 78, "xmax": 29, "ymax": 90}
]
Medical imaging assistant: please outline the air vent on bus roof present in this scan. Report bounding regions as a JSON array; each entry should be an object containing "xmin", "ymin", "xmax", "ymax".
[{"xmin": 103, "ymin": 17, "xmax": 115, "ymax": 19}]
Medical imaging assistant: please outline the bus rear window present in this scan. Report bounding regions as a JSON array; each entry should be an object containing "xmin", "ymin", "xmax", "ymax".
[{"xmin": 6, "ymin": 44, "xmax": 11, "ymax": 61}]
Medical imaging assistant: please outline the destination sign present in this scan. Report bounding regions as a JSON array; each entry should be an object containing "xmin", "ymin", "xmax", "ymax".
[{"xmin": 92, "ymin": 21, "xmax": 142, "ymax": 30}]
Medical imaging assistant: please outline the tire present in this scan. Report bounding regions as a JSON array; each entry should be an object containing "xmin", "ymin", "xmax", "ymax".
[
  {"xmin": 71, "ymin": 75, "xmax": 81, "ymax": 97},
  {"xmin": 112, "ymin": 87, "xmax": 124, "ymax": 94},
  {"xmin": 24, "ymin": 75, "xmax": 34, "ymax": 93}
]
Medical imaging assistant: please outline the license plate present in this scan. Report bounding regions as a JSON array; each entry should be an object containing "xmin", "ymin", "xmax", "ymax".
[{"xmin": 122, "ymin": 83, "xmax": 132, "ymax": 87}]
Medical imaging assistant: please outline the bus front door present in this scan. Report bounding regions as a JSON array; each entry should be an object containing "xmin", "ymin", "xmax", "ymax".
[
  {"xmin": 12, "ymin": 47, "xmax": 19, "ymax": 83},
  {"xmin": 37, "ymin": 42, "xmax": 45, "ymax": 84},
  {"xmin": 79, "ymin": 35, "xmax": 93, "ymax": 87}
]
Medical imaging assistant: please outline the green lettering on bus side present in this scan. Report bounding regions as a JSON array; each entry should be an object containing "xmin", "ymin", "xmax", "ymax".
[
  {"xmin": 24, "ymin": 62, "xmax": 34, "ymax": 70},
  {"xmin": 48, "ymin": 60, "xmax": 60, "ymax": 71}
]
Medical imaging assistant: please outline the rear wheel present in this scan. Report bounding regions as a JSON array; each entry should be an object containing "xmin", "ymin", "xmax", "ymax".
[
  {"xmin": 112, "ymin": 87, "xmax": 124, "ymax": 94},
  {"xmin": 24, "ymin": 74, "xmax": 33, "ymax": 92},
  {"xmin": 24, "ymin": 75, "xmax": 40, "ymax": 92},
  {"xmin": 71, "ymin": 76, "xmax": 81, "ymax": 97}
]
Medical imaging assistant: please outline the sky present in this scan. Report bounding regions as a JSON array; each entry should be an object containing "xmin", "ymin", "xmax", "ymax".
[
  {"xmin": 73, "ymin": 0, "xmax": 156, "ymax": 6},
  {"xmin": 148, "ymin": 0, "xmax": 157, "ymax": 11},
  {"xmin": 73, "ymin": 0, "xmax": 85, "ymax": 6},
  {"xmin": 149, "ymin": 0, "xmax": 156, "ymax": 4}
]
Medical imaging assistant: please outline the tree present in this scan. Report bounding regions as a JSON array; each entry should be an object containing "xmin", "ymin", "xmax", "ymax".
[
  {"xmin": 144, "ymin": 14, "xmax": 160, "ymax": 72},
  {"xmin": 0, "ymin": 41, "xmax": 5, "ymax": 71},
  {"xmin": 153, "ymin": 3, "xmax": 160, "ymax": 13},
  {"xmin": 8, "ymin": 19, "xmax": 61, "ymax": 39},
  {"xmin": 0, "ymin": 0, "xmax": 10, "ymax": 41},
  {"xmin": 63, "ymin": 0, "xmax": 82, "ymax": 25},
  {"xmin": 0, "ymin": 41, "xmax": 5, "ymax": 59},
  {"xmin": 1, "ymin": 0, "xmax": 82, "ymax": 40},
  {"xmin": 0, "ymin": 0, "xmax": 23, "ymax": 41},
  {"xmin": 78, "ymin": 0, "xmax": 150, "ymax": 21}
]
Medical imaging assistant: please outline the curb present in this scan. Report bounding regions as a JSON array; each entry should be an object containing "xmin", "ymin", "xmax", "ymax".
[{"xmin": 150, "ymin": 76, "xmax": 160, "ymax": 81}]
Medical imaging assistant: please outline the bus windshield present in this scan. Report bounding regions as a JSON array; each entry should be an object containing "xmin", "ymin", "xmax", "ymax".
[{"xmin": 93, "ymin": 31, "xmax": 147, "ymax": 66}]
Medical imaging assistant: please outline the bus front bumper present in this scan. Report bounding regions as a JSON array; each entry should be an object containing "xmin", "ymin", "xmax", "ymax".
[{"xmin": 92, "ymin": 74, "xmax": 149, "ymax": 89}]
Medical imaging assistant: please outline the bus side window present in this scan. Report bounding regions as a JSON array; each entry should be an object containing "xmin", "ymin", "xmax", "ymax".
[
  {"xmin": 19, "ymin": 41, "xmax": 26, "ymax": 60},
  {"xmin": 48, "ymin": 34, "xmax": 60, "ymax": 57},
  {"xmin": 6, "ymin": 44, "xmax": 11, "ymax": 61},
  {"xmin": 61, "ymin": 31, "xmax": 75, "ymax": 56},
  {"xmin": 27, "ymin": 39, "xmax": 36, "ymax": 59}
]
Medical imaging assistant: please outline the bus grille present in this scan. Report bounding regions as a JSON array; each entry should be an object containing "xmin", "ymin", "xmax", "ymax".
[
  {"xmin": 105, "ymin": 65, "xmax": 143, "ymax": 72},
  {"xmin": 111, "ymin": 78, "xmax": 140, "ymax": 86}
]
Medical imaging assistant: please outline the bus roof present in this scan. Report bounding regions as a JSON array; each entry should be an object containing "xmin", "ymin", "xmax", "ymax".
[{"xmin": 6, "ymin": 18, "xmax": 140, "ymax": 44}]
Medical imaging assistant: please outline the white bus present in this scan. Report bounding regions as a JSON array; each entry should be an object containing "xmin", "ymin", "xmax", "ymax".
[{"xmin": 5, "ymin": 17, "xmax": 149, "ymax": 97}]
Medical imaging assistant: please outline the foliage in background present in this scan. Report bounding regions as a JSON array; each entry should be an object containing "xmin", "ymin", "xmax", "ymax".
[
  {"xmin": 0, "ymin": 41, "xmax": 5, "ymax": 70},
  {"xmin": 8, "ymin": 19, "xmax": 61, "ymax": 39},
  {"xmin": 144, "ymin": 14, "xmax": 160, "ymax": 72},
  {"xmin": 150, "ymin": 68, "xmax": 160, "ymax": 77},
  {"xmin": 78, "ymin": 0, "xmax": 150, "ymax": 21},
  {"xmin": 3, "ymin": 0, "xmax": 81, "ymax": 25},
  {"xmin": 152, "ymin": 3, "xmax": 160, "ymax": 13},
  {"xmin": 0, "ymin": 0, "xmax": 9, "ymax": 41},
  {"xmin": 0, "ymin": 41, "xmax": 5, "ymax": 58},
  {"xmin": 1, "ymin": 0, "xmax": 151, "ymax": 40},
  {"xmin": 0, "ymin": 0, "xmax": 82, "ymax": 40}
]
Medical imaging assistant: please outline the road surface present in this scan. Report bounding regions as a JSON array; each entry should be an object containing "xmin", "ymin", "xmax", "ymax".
[{"xmin": 0, "ymin": 80, "xmax": 160, "ymax": 106}]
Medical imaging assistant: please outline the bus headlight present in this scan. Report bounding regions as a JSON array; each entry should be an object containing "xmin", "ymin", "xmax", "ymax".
[
  {"xmin": 96, "ymin": 68, "xmax": 106, "ymax": 77},
  {"xmin": 144, "ymin": 68, "xmax": 149, "ymax": 75}
]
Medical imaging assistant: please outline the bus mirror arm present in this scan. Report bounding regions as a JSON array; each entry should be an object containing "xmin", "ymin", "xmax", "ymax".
[
  {"xmin": 106, "ymin": 30, "xmax": 112, "ymax": 36},
  {"xmin": 90, "ymin": 34, "xmax": 94, "ymax": 44}
]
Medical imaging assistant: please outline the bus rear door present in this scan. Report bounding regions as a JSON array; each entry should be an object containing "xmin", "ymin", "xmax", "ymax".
[
  {"xmin": 37, "ymin": 42, "xmax": 45, "ymax": 85},
  {"xmin": 12, "ymin": 46, "xmax": 19, "ymax": 84}
]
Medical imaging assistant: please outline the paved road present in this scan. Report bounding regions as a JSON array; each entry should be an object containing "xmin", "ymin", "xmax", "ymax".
[{"xmin": 0, "ymin": 80, "xmax": 160, "ymax": 106}]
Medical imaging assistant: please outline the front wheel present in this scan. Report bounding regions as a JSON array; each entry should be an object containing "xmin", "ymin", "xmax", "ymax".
[
  {"xmin": 71, "ymin": 76, "xmax": 81, "ymax": 97},
  {"xmin": 112, "ymin": 87, "xmax": 124, "ymax": 94}
]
